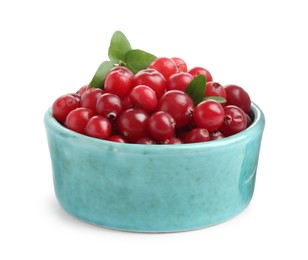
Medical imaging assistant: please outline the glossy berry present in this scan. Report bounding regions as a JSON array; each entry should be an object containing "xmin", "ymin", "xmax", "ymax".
[
  {"xmin": 148, "ymin": 111, "xmax": 175, "ymax": 141},
  {"xmin": 65, "ymin": 107, "xmax": 95, "ymax": 134},
  {"xmin": 224, "ymin": 84, "xmax": 251, "ymax": 114},
  {"xmin": 188, "ymin": 67, "xmax": 213, "ymax": 82},
  {"xmin": 85, "ymin": 115, "xmax": 112, "ymax": 139},
  {"xmin": 108, "ymin": 135, "xmax": 127, "ymax": 143},
  {"xmin": 209, "ymin": 130, "xmax": 225, "ymax": 141},
  {"xmin": 129, "ymin": 85, "xmax": 158, "ymax": 113},
  {"xmin": 193, "ymin": 100, "xmax": 225, "ymax": 131},
  {"xmin": 171, "ymin": 57, "xmax": 188, "ymax": 72},
  {"xmin": 117, "ymin": 108, "xmax": 149, "ymax": 142},
  {"xmin": 80, "ymin": 88, "xmax": 104, "ymax": 114},
  {"xmin": 183, "ymin": 128, "xmax": 210, "ymax": 143},
  {"xmin": 121, "ymin": 96, "xmax": 133, "ymax": 110},
  {"xmin": 104, "ymin": 66, "xmax": 134, "ymax": 98},
  {"xmin": 52, "ymin": 93, "xmax": 80, "ymax": 123},
  {"xmin": 96, "ymin": 93, "xmax": 123, "ymax": 120},
  {"xmin": 157, "ymin": 90, "xmax": 194, "ymax": 128},
  {"xmin": 163, "ymin": 136, "xmax": 183, "ymax": 144},
  {"xmin": 149, "ymin": 57, "xmax": 178, "ymax": 79},
  {"xmin": 219, "ymin": 105, "xmax": 247, "ymax": 136},
  {"xmin": 77, "ymin": 84, "xmax": 89, "ymax": 96},
  {"xmin": 133, "ymin": 69, "xmax": 167, "ymax": 98},
  {"xmin": 167, "ymin": 72, "xmax": 193, "ymax": 91},
  {"xmin": 136, "ymin": 137, "xmax": 157, "ymax": 144},
  {"xmin": 205, "ymin": 82, "xmax": 227, "ymax": 99}
]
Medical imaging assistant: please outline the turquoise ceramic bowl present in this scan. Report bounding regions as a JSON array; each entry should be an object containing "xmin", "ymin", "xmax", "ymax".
[{"xmin": 44, "ymin": 103, "xmax": 265, "ymax": 232}]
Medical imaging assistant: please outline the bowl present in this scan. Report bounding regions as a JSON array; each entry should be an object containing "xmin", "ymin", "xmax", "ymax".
[{"xmin": 44, "ymin": 102, "xmax": 265, "ymax": 232}]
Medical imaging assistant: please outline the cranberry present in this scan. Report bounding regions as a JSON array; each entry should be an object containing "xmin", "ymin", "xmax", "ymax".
[
  {"xmin": 149, "ymin": 57, "xmax": 178, "ymax": 79},
  {"xmin": 193, "ymin": 100, "xmax": 225, "ymax": 131},
  {"xmin": 108, "ymin": 135, "xmax": 127, "ymax": 143},
  {"xmin": 85, "ymin": 115, "xmax": 112, "ymax": 139},
  {"xmin": 224, "ymin": 84, "xmax": 251, "ymax": 114},
  {"xmin": 96, "ymin": 93, "xmax": 123, "ymax": 120},
  {"xmin": 205, "ymin": 82, "xmax": 227, "ymax": 99},
  {"xmin": 121, "ymin": 96, "xmax": 133, "ymax": 110},
  {"xmin": 163, "ymin": 136, "xmax": 183, "ymax": 144},
  {"xmin": 136, "ymin": 137, "xmax": 157, "ymax": 144},
  {"xmin": 148, "ymin": 111, "xmax": 175, "ymax": 141},
  {"xmin": 117, "ymin": 108, "xmax": 149, "ymax": 142},
  {"xmin": 104, "ymin": 66, "xmax": 134, "ymax": 98},
  {"xmin": 65, "ymin": 107, "xmax": 95, "ymax": 134},
  {"xmin": 183, "ymin": 128, "xmax": 210, "ymax": 143},
  {"xmin": 188, "ymin": 67, "xmax": 213, "ymax": 82},
  {"xmin": 80, "ymin": 88, "xmax": 104, "ymax": 114},
  {"xmin": 157, "ymin": 90, "xmax": 194, "ymax": 128},
  {"xmin": 171, "ymin": 57, "xmax": 188, "ymax": 72},
  {"xmin": 133, "ymin": 69, "xmax": 167, "ymax": 98},
  {"xmin": 77, "ymin": 84, "xmax": 89, "ymax": 96},
  {"xmin": 219, "ymin": 105, "xmax": 247, "ymax": 136},
  {"xmin": 129, "ymin": 85, "xmax": 158, "ymax": 114},
  {"xmin": 52, "ymin": 93, "xmax": 80, "ymax": 123},
  {"xmin": 209, "ymin": 130, "xmax": 225, "ymax": 140},
  {"xmin": 167, "ymin": 72, "xmax": 193, "ymax": 91}
]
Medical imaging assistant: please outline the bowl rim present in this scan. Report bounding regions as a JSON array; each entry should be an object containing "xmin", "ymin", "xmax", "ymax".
[{"xmin": 44, "ymin": 102, "xmax": 265, "ymax": 152}]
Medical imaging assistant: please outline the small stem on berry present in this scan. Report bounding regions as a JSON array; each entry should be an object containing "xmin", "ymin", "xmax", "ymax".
[{"xmin": 118, "ymin": 60, "xmax": 126, "ymax": 67}]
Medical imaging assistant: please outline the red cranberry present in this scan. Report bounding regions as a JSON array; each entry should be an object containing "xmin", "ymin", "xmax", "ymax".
[
  {"xmin": 96, "ymin": 93, "xmax": 123, "ymax": 120},
  {"xmin": 65, "ymin": 107, "xmax": 95, "ymax": 134},
  {"xmin": 117, "ymin": 108, "xmax": 149, "ymax": 142},
  {"xmin": 148, "ymin": 111, "xmax": 175, "ymax": 141},
  {"xmin": 129, "ymin": 85, "xmax": 158, "ymax": 113},
  {"xmin": 104, "ymin": 66, "xmax": 134, "ymax": 98},
  {"xmin": 136, "ymin": 137, "xmax": 157, "ymax": 144},
  {"xmin": 108, "ymin": 135, "xmax": 128, "ymax": 143},
  {"xmin": 149, "ymin": 57, "xmax": 178, "ymax": 79},
  {"xmin": 205, "ymin": 82, "xmax": 227, "ymax": 99},
  {"xmin": 80, "ymin": 88, "xmax": 104, "ymax": 114},
  {"xmin": 171, "ymin": 57, "xmax": 188, "ymax": 72},
  {"xmin": 157, "ymin": 90, "xmax": 194, "ymax": 128},
  {"xmin": 163, "ymin": 137, "xmax": 183, "ymax": 144},
  {"xmin": 183, "ymin": 128, "xmax": 210, "ymax": 143},
  {"xmin": 52, "ymin": 93, "xmax": 80, "ymax": 123},
  {"xmin": 85, "ymin": 115, "xmax": 112, "ymax": 139},
  {"xmin": 224, "ymin": 84, "xmax": 251, "ymax": 114},
  {"xmin": 188, "ymin": 67, "xmax": 213, "ymax": 82},
  {"xmin": 133, "ymin": 69, "xmax": 167, "ymax": 98},
  {"xmin": 193, "ymin": 100, "xmax": 225, "ymax": 131},
  {"xmin": 167, "ymin": 72, "xmax": 193, "ymax": 91},
  {"xmin": 219, "ymin": 105, "xmax": 247, "ymax": 136}
]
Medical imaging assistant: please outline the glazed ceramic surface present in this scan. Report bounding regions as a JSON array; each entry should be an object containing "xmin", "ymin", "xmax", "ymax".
[{"xmin": 44, "ymin": 103, "xmax": 265, "ymax": 232}]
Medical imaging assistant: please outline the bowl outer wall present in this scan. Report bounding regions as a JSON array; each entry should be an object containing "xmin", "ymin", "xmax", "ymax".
[{"xmin": 44, "ymin": 103, "xmax": 265, "ymax": 232}]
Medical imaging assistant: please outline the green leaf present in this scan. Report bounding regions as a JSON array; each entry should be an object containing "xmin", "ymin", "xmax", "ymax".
[
  {"xmin": 89, "ymin": 60, "xmax": 114, "ymax": 89},
  {"xmin": 124, "ymin": 49, "xmax": 156, "ymax": 74},
  {"xmin": 108, "ymin": 31, "xmax": 132, "ymax": 63},
  {"xmin": 203, "ymin": 96, "xmax": 227, "ymax": 103},
  {"xmin": 184, "ymin": 75, "xmax": 206, "ymax": 105}
]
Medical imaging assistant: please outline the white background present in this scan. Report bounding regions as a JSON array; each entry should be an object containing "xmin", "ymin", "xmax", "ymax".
[{"xmin": 1, "ymin": 0, "xmax": 307, "ymax": 259}]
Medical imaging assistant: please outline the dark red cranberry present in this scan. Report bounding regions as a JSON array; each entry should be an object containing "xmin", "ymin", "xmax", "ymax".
[
  {"xmin": 156, "ymin": 90, "xmax": 194, "ymax": 128},
  {"xmin": 224, "ymin": 84, "xmax": 251, "ymax": 114},
  {"xmin": 183, "ymin": 128, "xmax": 210, "ymax": 143},
  {"xmin": 219, "ymin": 105, "xmax": 247, "ymax": 136},
  {"xmin": 117, "ymin": 108, "xmax": 149, "ymax": 142}
]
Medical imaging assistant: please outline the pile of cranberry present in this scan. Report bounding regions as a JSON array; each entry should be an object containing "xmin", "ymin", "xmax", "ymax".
[{"xmin": 52, "ymin": 57, "xmax": 252, "ymax": 144}]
